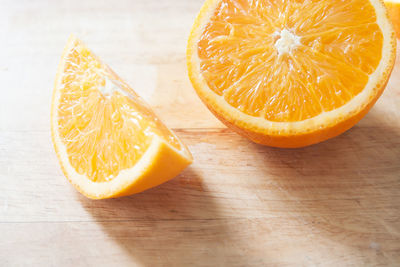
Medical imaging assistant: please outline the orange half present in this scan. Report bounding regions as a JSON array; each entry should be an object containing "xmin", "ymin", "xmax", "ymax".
[{"xmin": 187, "ymin": 0, "xmax": 396, "ymax": 147}]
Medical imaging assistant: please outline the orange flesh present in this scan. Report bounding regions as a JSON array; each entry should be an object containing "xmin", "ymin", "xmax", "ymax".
[
  {"xmin": 385, "ymin": 1, "xmax": 400, "ymax": 39},
  {"xmin": 198, "ymin": 0, "xmax": 383, "ymax": 122},
  {"xmin": 57, "ymin": 40, "xmax": 181, "ymax": 182}
]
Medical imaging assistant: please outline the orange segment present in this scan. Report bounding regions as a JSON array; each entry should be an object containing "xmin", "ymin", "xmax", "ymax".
[
  {"xmin": 52, "ymin": 36, "xmax": 192, "ymax": 199},
  {"xmin": 187, "ymin": 0, "xmax": 396, "ymax": 147}
]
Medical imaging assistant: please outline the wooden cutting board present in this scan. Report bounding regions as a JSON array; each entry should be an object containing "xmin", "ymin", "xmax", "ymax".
[{"xmin": 1, "ymin": 0, "xmax": 399, "ymax": 266}]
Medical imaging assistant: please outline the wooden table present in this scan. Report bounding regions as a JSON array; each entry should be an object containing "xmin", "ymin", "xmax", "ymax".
[{"xmin": 1, "ymin": 0, "xmax": 399, "ymax": 266}]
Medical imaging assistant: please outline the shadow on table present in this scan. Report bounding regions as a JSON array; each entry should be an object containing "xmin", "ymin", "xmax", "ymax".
[
  {"xmin": 248, "ymin": 109, "xmax": 400, "ymax": 256},
  {"xmin": 79, "ymin": 108, "xmax": 400, "ymax": 266},
  {"xmin": 78, "ymin": 167, "xmax": 249, "ymax": 266}
]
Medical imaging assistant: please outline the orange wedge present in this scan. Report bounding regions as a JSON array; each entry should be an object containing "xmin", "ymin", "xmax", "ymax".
[
  {"xmin": 51, "ymin": 35, "xmax": 192, "ymax": 199},
  {"xmin": 385, "ymin": 0, "xmax": 400, "ymax": 38},
  {"xmin": 187, "ymin": 0, "xmax": 396, "ymax": 148}
]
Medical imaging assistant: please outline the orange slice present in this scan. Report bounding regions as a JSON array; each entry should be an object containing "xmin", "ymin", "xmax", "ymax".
[
  {"xmin": 385, "ymin": 0, "xmax": 400, "ymax": 38},
  {"xmin": 187, "ymin": 0, "xmax": 396, "ymax": 148},
  {"xmin": 51, "ymin": 35, "xmax": 192, "ymax": 199}
]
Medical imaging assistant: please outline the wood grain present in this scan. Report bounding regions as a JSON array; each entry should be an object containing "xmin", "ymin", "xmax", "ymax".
[{"xmin": 1, "ymin": 0, "xmax": 400, "ymax": 266}]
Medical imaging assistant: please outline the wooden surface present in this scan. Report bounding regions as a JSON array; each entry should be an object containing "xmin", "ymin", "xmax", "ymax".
[{"xmin": 1, "ymin": 0, "xmax": 400, "ymax": 266}]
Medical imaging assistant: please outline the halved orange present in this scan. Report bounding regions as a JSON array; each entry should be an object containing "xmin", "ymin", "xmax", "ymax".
[
  {"xmin": 187, "ymin": 0, "xmax": 396, "ymax": 148},
  {"xmin": 385, "ymin": 0, "xmax": 400, "ymax": 38},
  {"xmin": 51, "ymin": 35, "xmax": 192, "ymax": 199}
]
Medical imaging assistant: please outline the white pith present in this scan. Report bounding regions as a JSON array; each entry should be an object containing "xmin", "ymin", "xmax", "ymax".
[{"xmin": 274, "ymin": 29, "xmax": 301, "ymax": 57}]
